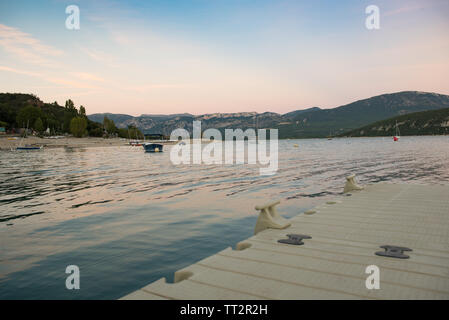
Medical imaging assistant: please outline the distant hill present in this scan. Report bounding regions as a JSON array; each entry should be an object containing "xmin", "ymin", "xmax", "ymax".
[
  {"xmin": 87, "ymin": 113, "xmax": 134, "ymax": 125},
  {"xmin": 88, "ymin": 91, "xmax": 449, "ymax": 138},
  {"xmin": 277, "ymin": 91, "xmax": 449, "ymax": 138},
  {"xmin": 0, "ymin": 93, "xmax": 103, "ymax": 136},
  {"xmin": 282, "ymin": 107, "xmax": 321, "ymax": 118},
  {"xmin": 339, "ymin": 108, "xmax": 449, "ymax": 137},
  {"xmin": 88, "ymin": 111, "xmax": 285, "ymax": 136}
]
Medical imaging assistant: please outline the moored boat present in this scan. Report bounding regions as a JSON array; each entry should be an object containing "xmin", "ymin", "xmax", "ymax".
[
  {"xmin": 393, "ymin": 121, "xmax": 401, "ymax": 141},
  {"xmin": 129, "ymin": 140, "xmax": 143, "ymax": 146},
  {"xmin": 143, "ymin": 143, "xmax": 163, "ymax": 153},
  {"xmin": 16, "ymin": 145, "xmax": 43, "ymax": 150}
]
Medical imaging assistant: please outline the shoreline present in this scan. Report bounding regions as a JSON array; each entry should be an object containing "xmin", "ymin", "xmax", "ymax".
[
  {"xmin": 2, "ymin": 134, "xmax": 448, "ymax": 150},
  {"xmin": 0, "ymin": 136, "xmax": 128, "ymax": 150}
]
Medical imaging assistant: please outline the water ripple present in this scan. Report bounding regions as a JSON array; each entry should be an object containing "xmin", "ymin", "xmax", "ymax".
[{"xmin": 0, "ymin": 136, "xmax": 448, "ymax": 299}]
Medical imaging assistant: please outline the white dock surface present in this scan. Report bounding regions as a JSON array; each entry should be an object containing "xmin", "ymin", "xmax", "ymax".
[{"xmin": 121, "ymin": 183, "xmax": 449, "ymax": 300}]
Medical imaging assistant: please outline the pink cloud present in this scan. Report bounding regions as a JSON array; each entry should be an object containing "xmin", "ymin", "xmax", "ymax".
[
  {"xmin": 383, "ymin": 0, "xmax": 447, "ymax": 17},
  {"xmin": 0, "ymin": 65, "xmax": 40, "ymax": 77},
  {"xmin": 0, "ymin": 24, "xmax": 63, "ymax": 66},
  {"xmin": 70, "ymin": 72, "xmax": 105, "ymax": 82}
]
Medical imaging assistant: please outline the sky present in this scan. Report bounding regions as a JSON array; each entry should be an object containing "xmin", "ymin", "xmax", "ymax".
[{"xmin": 0, "ymin": 0, "xmax": 448, "ymax": 116}]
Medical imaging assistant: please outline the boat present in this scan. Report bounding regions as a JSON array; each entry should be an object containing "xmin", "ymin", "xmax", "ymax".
[
  {"xmin": 393, "ymin": 121, "xmax": 400, "ymax": 141},
  {"xmin": 129, "ymin": 140, "xmax": 143, "ymax": 146},
  {"xmin": 128, "ymin": 128, "xmax": 144, "ymax": 146},
  {"xmin": 16, "ymin": 146, "xmax": 43, "ymax": 150},
  {"xmin": 15, "ymin": 122, "xmax": 43, "ymax": 150},
  {"xmin": 143, "ymin": 143, "xmax": 163, "ymax": 153}
]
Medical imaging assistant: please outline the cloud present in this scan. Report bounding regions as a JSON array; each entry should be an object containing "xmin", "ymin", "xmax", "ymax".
[
  {"xmin": 0, "ymin": 24, "xmax": 63, "ymax": 66},
  {"xmin": 0, "ymin": 65, "xmax": 40, "ymax": 77},
  {"xmin": 81, "ymin": 47, "xmax": 119, "ymax": 68},
  {"xmin": 126, "ymin": 83, "xmax": 193, "ymax": 93},
  {"xmin": 0, "ymin": 65, "xmax": 98, "ymax": 90},
  {"xmin": 82, "ymin": 48, "xmax": 107, "ymax": 61},
  {"xmin": 45, "ymin": 77, "xmax": 98, "ymax": 89},
  {"xmin": 383, "ymin": 0, "xmax": 447, "ymax": 17},
  {"xmin": 70, "ymin": 72, "xmax": 105, "ymax": 82}
]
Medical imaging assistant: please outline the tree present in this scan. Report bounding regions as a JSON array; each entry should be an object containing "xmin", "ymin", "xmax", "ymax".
[
  {"xmin": 0, "ymin": 104, "xmax": 15, "ymax": 128},
  {"xmin": 79, "ymin": 105, "xmax": 86, "ymax": 117},
  {"xmin": 46, "ymin": 118, "xmax": 57, "ymax": 131},
  {"xmin": 70, "ymin": 117, "xmax": 87, "ymax": 137},
  {"xmin": 65, "ymin": 99, "xmax": 76, "ymax": 111},
  {"xmin": 16, "ymin": 105, "xmax": 42, "ymax": 128},
  {"xmin": 86, "ymin": 119, "xmax": 103, "ymax": 137},
  {"xmin": 127, "ymin": 125, "xmax": 144, "ymax": 139},
  {"xmin": 117, "ymin": 128, "xmax": 129, "ymax": 138},
  {"xmin": 103, "ymin": 116, "xmax": 117, "ymax": 135},
  {"xmin": 89, "ymin": 127, "xmax": 103, "ymax": 137},
  {"xmin": 34, "ymin": 117, "xmax": 44, "ymax": 133}
]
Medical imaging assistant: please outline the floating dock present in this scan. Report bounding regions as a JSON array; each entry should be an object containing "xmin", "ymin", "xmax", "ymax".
[{"xmin": 121, "ymin": 180, "xmax": 449, "ymax": 299}]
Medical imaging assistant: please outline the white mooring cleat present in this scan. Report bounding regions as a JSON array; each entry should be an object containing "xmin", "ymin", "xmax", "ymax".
[
  {"xmin": 254, "ymin": 200, "xmax": 291, "ymax": 235},
  {"xmin": 344, "ymin": 174, "xmax": 364, "ymax": 193}
]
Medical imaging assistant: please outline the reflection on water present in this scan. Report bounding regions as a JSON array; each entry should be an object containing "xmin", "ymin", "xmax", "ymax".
[{"xmin": 0, "ymin": 136, "xmax": 448, "ymax": 299}]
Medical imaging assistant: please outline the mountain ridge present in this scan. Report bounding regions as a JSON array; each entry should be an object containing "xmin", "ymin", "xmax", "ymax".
[
  {"xmin": 339, "ymin": 107, "xmax": 449, "ymax": 137},
  {"xmin": 87, "ymin": 91, "xmax": 449, "ymax": 138}
]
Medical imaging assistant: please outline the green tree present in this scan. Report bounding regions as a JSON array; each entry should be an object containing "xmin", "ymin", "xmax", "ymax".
[
  {"xmin": 70, "ymin": 117, "xmax": 87, "ymax": 137},
  {"xmin": 0, "ymin": 104, "xmax": 16, "ymax": 128},
  {"xmin": 103, "ymin": 116, "xmax": 117, "ymax": 135},
  {"xmin": 89, "ymin": 127, "xmax": 103, "ymax": 137},
  {"xmin": 16, "ymin": 105, "xmax": 42, "ymax": 128},
  {"xmin": 117, "ymin": 128, "xmax": 129, "ymax": 138},
  {"xmin": 79, "ymin": 105, "xmax": 86, "ymax": 117},
  {"xmin": 46, "ymin": 118, "xmax": 58, "ymax": 133},
  {"xmin": 65, "ymin": 99, "xmax": 76, "ymax": 111},
  {"xmin": 127, "ymin": 125, "xmax": 144, "ymax": 139},
  {"xmin": 34, "ymin": 117, "xmax": 44, "ymax": 133}
]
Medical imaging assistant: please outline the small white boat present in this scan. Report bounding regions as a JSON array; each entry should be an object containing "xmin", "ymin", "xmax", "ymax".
[{"xmin": 393, "ymin": 121, "xmax": 400, "ymax": 141}]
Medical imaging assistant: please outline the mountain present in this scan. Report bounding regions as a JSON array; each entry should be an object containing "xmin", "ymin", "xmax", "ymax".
[
  {"xmin": 88, "ymin": 91, "xmax": 449, "ymax": 138},
  {"xmin": 87, "ymin": 113, "xmax": 135, "ymax": 125},
  {"xmin": 282, "ymin": 107, "xmax": 321, "ymax": 118},
  {"xmin": 276, "ymin": 91, "xmax": 449, "ymax": 138},
  {"xmin": 88, "ymin": 111, "xmax": 285, "ymax": 137},
  {"xmin": 339, "ymin": 108, "xmax": 449, "ymax": 137}
]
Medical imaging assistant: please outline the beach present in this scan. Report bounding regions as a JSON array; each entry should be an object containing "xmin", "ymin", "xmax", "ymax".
[{"xmin": 0, "ymin": 136, "xmax": 131, "ymax": 150}]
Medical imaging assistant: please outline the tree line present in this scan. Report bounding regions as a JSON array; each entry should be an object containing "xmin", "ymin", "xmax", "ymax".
[
  {"xmin": 103, "ymin": 116, "xmax": 144, "ymax": 139},
  {"xmin": 0, "ymin": 93, "xmax": 143, "ymax": 138}
]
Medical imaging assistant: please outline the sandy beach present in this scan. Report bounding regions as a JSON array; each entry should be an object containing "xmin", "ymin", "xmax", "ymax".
[{"xmin": 0, "ymin": 136, "xmax": 129, "ymax": 150}]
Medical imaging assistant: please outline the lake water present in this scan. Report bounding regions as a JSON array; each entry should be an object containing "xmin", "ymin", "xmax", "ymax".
[{"xmin": 1, "ymin": 136, "xmax": 448, "ymax": 299}]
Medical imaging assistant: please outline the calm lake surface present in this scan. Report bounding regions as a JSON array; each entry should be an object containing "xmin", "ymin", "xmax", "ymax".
[{"xmin": 1, "ymin": 136, "xmax": 448, "ymax": 299}]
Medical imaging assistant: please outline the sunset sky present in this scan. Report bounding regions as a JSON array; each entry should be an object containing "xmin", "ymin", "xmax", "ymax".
[{"xmin": 0, "ymin": 0, "xmax": 448, "ymax": 116}]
